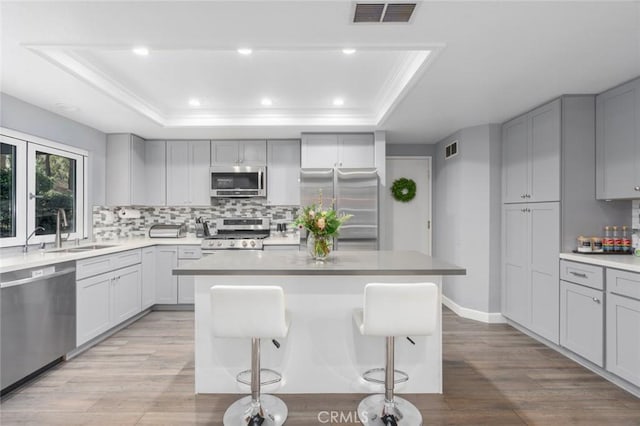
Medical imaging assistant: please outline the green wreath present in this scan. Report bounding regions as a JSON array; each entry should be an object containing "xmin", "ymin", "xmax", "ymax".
[{"xmin": 391, "ymin": 178, "xmax": 417, "ymax": 202}]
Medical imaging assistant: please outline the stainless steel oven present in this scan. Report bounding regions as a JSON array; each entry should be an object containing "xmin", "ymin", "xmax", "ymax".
[{"xmin": 210, "ymin": 166, "xmax": 266, "ymax": 198}]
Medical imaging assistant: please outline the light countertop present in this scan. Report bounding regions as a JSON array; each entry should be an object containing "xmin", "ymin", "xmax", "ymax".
[
  {"xmin": 174, "ymin": 250, "xmax": 466, "ymax": 276},
  {"xmin": 560, "ymin": 252, "xmax": 640, "ymax": 273},
  {"xmin": 0, "ymin": 237, "xmax": 203, "ymax": 273},
  {"xmin": 1, "ymin": 232, "xmax": 298, "ymax": 273}
]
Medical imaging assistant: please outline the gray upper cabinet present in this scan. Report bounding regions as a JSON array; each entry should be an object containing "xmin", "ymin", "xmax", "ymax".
[
  {"xmin": 596, "ymin": 77, "xmax": 640, "ymax": 200},
  {"xmin": 301, "ymin": 133, "xmax": 374, "ymax": 168},
  {"xmin": 211, "ymin": 140, "xmax": 266, "ymax": 166},
  {"xmin": 106, "ymin": 134, "xmax": 146, "ymax": 206},
  {"xmin": 502, "ymin": 99, "xmax": 561, "ymax": 203},
  {"xmin": 144, "ymin": 140, "xmax": 166, "ymax": 206},
  {"xmin": 267, "ymin": 140, "xmax": 301, "ymax": 206},
  {"xmin": 167, "ymin": 140, "xmax": 211, "ymax": 205},
  {"xmin": 502, "ymin": 116, "xmax": 528, "ymax": 204},
  {"xmin": 502, "ymin": 202, "xmax": 560, "ymax": 343}
]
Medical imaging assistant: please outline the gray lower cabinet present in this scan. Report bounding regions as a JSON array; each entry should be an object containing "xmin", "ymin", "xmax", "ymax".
[
  {"xmin": 177, "ymin": 246, "xmax": 201, "ymax": 304},
  {"xmin": 502, "ymin": 202, "xmax": 560, "ymax": 343},
  {"xmin": 606, "ymin": 269, "xmax": 640, "ymax": 387},
  {"xmin": 560, "ymin": 280, "xmax": 604, "ymax": 367},
  {"xmin": 155, "ymin": 246, "xmax": 178, "ymax": 304},
  {"xmin": 141, "ymin": 247, "xmax": 156, "ymax": 309},
  {"xmin": 596, "ymin": 77, "xmax": 640, "ymax": 200},
  {"xmin": 76, "ymin": 264, "xmax": 142, "ymax": 346}
]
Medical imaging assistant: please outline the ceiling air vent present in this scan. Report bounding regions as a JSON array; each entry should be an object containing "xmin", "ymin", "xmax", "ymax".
[
  {"xmin": 353, "ymin": 3, "xmax": 417, "ymax": 23},
  {"xmin": 382, "ymin": 3, "xmax": 416, "ymax": 22},
  {"xmin": 445, "ymin": 140, "xmax": 459, "ymax": 159},
  {"xmin": 354, "ymin": 3, "xmax": 385, "ymax": 22}
]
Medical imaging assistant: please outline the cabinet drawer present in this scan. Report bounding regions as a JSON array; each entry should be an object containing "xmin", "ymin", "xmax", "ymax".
[
  {"xmin": 76, "ymin": 255, "xmax": 113, "ymax": 280},
  {"xmin": 607, "ymin": 269, "xmax": 640, "ymax": 300},
  {"xmin": 560, "ymin": 260, "xmax": 603, "ymax": 290},
  {"xmin": 111, "ymin": 249, "xmax": 142, "ymax": 270},
  {"xmin": 178, "ymin": 246, "xmax": 201, "ymax": 259}
]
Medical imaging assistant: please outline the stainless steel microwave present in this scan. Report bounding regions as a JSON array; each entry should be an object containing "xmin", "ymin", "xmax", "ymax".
[{"xmin": 210, "ymin": 166, "xmax": 266, "ymax": 198}]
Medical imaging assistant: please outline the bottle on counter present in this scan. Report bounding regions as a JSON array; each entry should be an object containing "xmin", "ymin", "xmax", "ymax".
[
  {"xmin": 621, "ymin": 226, "xmax": 631, "ymax": 253},
  {"xmin": 612, "ymin": 226, "xmax": 620, "ymax": 252},
  {"xmin": 577, "ymin": 236, "xmax": 592, "ymax": 253},
  {"xmin": 604, "ymin": 226, "xmax": 612, "ymax": 253},
  {"xmin": 591, "ymin": 237, "xmax": 604, "ymax": 253}
]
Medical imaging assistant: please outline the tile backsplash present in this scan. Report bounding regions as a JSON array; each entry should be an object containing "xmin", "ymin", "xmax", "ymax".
[{"xmin": 92, "ymin": 199, "xmax": 298, "ymax": 240}]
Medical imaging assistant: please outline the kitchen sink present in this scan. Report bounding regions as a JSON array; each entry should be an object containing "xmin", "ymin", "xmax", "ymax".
[{"xmin": 48, "ymin": 244, "xmax": 118, "ymax": 253}]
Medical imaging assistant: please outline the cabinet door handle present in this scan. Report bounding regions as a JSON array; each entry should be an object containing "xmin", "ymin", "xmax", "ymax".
[
  {"xmin": 635, "ymin": 186, "xmax": 640, "ymax": 191},
  {"xmin": 521, "ymin": 208, "xmax": 527, "ymax": 213},
  {"xmin": 526, "ymin": 194, "xmax": 531, "ymax": 198},
  {"xmin": 592, "ymin": 297, "xmax": 600, "ymax": 304},
  {"xmin": 520, "ymin": 194, "xmax": 526, "ymax": 199},
  {"xmin": 570, "ymin": 271, "xmax": 588, "ymax": 278}
]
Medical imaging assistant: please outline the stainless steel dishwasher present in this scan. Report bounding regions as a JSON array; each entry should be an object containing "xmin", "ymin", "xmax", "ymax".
[{"xmin": 1, "ymin": 261, "xmax": 76, "ymax": 392}]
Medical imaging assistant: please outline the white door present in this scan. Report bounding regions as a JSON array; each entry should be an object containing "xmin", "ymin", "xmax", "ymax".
[{"xmin": 384, "ymin": 157, "xmax": 431, "ymax": 255}]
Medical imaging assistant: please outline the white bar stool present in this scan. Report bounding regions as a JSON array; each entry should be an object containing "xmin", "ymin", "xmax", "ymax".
[
  {"xmin": 211, "ymin": 285, "xmax": 290, "ymax": 426},
  {"xmin": 353, "ymin": 282, "xmax": 439, "ymax": 426}
]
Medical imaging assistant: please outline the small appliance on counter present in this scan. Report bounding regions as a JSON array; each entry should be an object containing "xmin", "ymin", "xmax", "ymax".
[{"xmin": 148, "ymin": 224, "xmax": 187, "ymax": 238}]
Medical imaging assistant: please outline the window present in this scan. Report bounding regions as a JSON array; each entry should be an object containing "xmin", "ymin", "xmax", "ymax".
[
  {"xmin": 0, "ymin": 135, "xmax": 26, "ymax": 247},
  {"xmin": 0, "ymin": 129, "xmax": 87, "ymax": 247},
  {"xmin": 28, "ymin": 143, "xmax": 85, "ymax": 243}
]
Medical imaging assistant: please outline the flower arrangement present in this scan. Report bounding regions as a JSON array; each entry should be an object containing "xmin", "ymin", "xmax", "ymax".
[{"xmin": 294, "ymin": 192, "xmax": 352, "ymax": 259}]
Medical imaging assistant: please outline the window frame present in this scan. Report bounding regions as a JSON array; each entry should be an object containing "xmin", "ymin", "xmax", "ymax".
[
  {"xmin": 0, "ymin": 127, "xmax": 88, "ymax": 248},
  {"xmin": 27, "ymin": 143, "xmax": 86, "ymax": 243},
  {"xmin": 0, "ymin": 135, "xmax": 27, "ymax": 248}
]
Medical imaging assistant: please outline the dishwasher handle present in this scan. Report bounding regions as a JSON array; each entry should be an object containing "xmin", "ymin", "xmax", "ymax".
[{"xmin": 1, "ymin": 267, "xmax": 76, "ymax": 289}]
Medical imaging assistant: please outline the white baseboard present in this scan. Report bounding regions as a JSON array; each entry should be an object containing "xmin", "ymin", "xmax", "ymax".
[{"xmin": 442, "ymin": 295, "xmax": 506, "ymax": 324}]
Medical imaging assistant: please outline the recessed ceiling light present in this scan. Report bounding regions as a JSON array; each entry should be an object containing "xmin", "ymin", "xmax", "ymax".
[
  {"xmin": 237, "ymin": 48, "xmax": 253, "ymax": 56},
  {"xmin": 132, "ymin": 46, "xmax": 149, "ymax": 56},
  {"xmin": 342, "ymin": 48, "xmax": 356, "ymax": 55},
  {"xmin": 333, "ymin": 98, "xmax": 345, "ymax": 106},
  {"xmin": 261, "ymin": 98, "xmax": 273, "ymax": 106},
  {"xmin": 188, "ymin": 98, "xmax": 201, "ymax": 107}
]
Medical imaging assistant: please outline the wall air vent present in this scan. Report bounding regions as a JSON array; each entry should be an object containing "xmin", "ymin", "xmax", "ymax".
[
  {"xmin": 353, "ymin": 3, "xmax": 417, "ymax": 23},
  {"xmin": 445, "ymin": 140, "xmax": 459, "ymax": 159}
]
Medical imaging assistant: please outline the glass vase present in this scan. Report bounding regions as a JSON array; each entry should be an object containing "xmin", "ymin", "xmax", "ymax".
[{"xmin": 307, "ymin": 233, "xmax": 332, "ymax": 261}]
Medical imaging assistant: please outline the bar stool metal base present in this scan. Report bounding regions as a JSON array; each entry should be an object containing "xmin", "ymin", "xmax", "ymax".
[
  {"xmin": 357, "ymin": 394, "xmax": 422, "ymax": 426},
  {"xmin": 223, "ymin": 395, "xmax": 288, "ymax": 426},
  {"xmin": 362, "ymin": 368, "xmax": 409, "ymax": 385},
  {"xmin": 236, "ymin": 368, "xmax": 282, "ymax": 386}
]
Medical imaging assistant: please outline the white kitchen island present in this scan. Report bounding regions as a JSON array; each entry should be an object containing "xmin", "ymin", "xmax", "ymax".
[{"xmin": 174, "ymin": 250, "xmax": 465, "ymax": 394}]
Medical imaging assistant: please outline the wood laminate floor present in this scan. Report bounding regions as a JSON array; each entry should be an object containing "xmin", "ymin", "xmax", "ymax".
[{"xmin": 1, "ymin": 309, "xmax": 638, "ymax": 425}]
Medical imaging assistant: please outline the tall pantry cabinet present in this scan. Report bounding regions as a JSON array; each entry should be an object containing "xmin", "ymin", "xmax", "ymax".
[{"xmin": 501, "ymin": 96, "xmax": 627, "ymax": 344}]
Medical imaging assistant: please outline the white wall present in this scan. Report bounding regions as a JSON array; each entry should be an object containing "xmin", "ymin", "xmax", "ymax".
[
  {"xmin": 0, "ymin": 93, "xmax": 107, "ymax": 240},
  {"xmin": 433, "ymin": 124, "xmax": 502, "ymax": 315}
]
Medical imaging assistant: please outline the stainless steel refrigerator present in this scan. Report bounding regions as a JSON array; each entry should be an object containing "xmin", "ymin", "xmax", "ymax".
[{"xmin": 299, "ymin": 168, "xmax": 378, "ymax": 250}]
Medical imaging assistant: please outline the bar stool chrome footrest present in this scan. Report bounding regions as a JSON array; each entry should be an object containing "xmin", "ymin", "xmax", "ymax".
[
  {"xmin": 223, "ymin": 395, "xmax": 288, "ymax": 426},
  {"xmin": 236, "ymin": 368, "xmax": 282, "ymax": 387},
  {"xmin": 357, "ymin": 394, "xmax": 422, "ymax": 426},
  {"xmin": 362, "ymin": 368, "xmax": 409, "ymax": 385}
]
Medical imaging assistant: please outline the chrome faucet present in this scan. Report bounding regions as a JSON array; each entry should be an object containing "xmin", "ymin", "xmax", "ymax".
[
  {"xmin": 23, "ymin": 226, "xmax": 45, "ymax": 253},
  {"xmin": 55, "ymin": 208, "xmax": 68, "ymax": 248}
]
